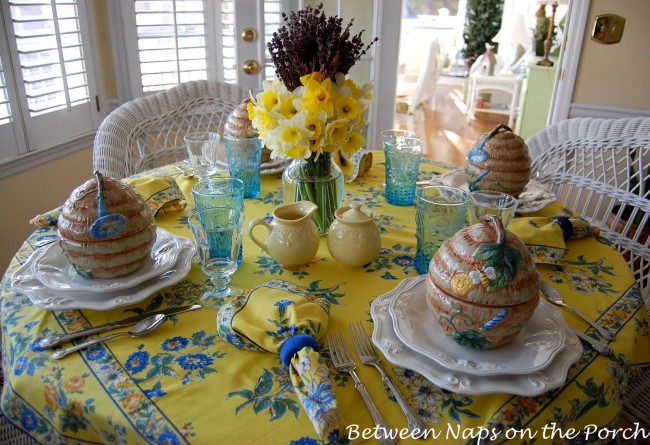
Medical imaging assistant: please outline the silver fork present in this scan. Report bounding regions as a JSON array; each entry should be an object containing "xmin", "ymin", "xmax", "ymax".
[
  {"xmin": 327, "ymin": 331, "xmax": 397, "ymax": 445},
  {"xmin": 350, "ymin": 322, "xmax": 428, "ymax": 438}
]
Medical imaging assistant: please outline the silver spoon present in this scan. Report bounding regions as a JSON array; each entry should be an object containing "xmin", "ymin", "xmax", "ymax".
[
  {"xmin": 540, "ymin": 281, "xmax": 616, "ymax": 341},
  {"xmin": 52, "ymin": 314, "xmax": 166, "ymax": 359}
]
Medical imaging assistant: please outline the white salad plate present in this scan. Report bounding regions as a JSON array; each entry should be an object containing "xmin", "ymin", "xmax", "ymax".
[
  {"xmin": 438, "ymin": 170, "xmax": 557, "ymax": 214},
  {"xmin": 389, "ymin": 277, "xmax": 566, "ymax": 376},
  {"xmin": 32, "ymin": 228, "xmax": 181, "ymax": 293},
  {"xmin": 371, "ymin": 276, "xmax": 582, "ymax": 396},
  {"xmin": 11, "ymin": 236, "xmax": 196, "ymax": 311},
  {"xmin": 260, "ymin": 158, "xmax": 292, "ymax": 175},
  {"xmin": 214, "ymin": 158, "xmax": 291, "ymax": 176}
]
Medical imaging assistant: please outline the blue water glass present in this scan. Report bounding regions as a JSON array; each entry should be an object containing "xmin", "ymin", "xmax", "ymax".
[
  {"xmin": 382, "ymin": 132, "xmax": 422, "ymax": 206},
  {"xmin": 414, "ymin": 186, "xmax": 469, "ymax": 275},
  {"xmin": 192, "ymin": 177, "xmax": 245, "ymax": 265},
  {"xmin": 224, "ymin": 135, "xmax": 262, "ymax": 199},
  {"xmin": 188, "ymin": 207, "xmax": 244, "ymax": 301}
]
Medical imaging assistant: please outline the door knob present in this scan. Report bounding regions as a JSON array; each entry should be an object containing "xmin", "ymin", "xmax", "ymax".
[
  {"xmin": 243, "ymin": 60, "xmax": 262, "ymax": 75},
  {"xmin": 241, "ymin": 27, "xmax": 257, "ymax": 42}
]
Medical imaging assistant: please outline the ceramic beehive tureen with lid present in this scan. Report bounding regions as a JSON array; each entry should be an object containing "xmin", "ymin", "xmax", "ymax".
[
  {"xmin": 58, "ymin": 171, "xmax": 157, "ymax": 279},
  {"xmin": 464, "ymin": 124, "xmax": 531, "ymax": 197},
  {"xmin": 426, "ymin": 215, "xmax": 540, "ymax": 349},
  {"xmin": 225, "ymin": 99, "xmax": 272, "ymax": 164}
]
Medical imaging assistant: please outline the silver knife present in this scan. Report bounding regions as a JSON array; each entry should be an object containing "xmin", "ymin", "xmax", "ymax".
[
  {"xmin": 570, "ymin": 327, "xmax": 613, "ymax": 356},
  {"xmin": 40, "ymin": 304, "xmax": 202, "ymax": 348}
]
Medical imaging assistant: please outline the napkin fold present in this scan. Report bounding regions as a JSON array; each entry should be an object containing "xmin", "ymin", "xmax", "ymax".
[
  {"xmin": 126, "ymin": 176, "xmax": 186, "ymax": 215},
  {"xmin": 509, "ymin": 216, "xmax": 600, "ymax": 266},
  {"xmin": 217, "ymin": 280, "xmax": 344, "ymax": 443},
  {"xmin": 30, "ymin": 175, "xmax": 187, "ymax": 228}
]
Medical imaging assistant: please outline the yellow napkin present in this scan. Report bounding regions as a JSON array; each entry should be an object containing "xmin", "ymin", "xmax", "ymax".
[
  {"xmin": 218, "ymin": 280, "xmax": 344, "ymax": 443},
  {"xmin": 126, "ymin": 176, "xmax": 186, "ymax": 216},
  {"xmin": 509, "ymin": 216, "xmax": 600, "ymax": 265},
  {"xmin": 30, "ymin": 175, "xmax": 189, "ymax": 228}
]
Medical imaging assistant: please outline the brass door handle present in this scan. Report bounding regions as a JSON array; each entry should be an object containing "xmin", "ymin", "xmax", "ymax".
[
  {"xmin": 241, "ymin": 27, "xmax": 257, "ymax": 42},
  {"xmin": 243, "ymin": 60, "xmax": 262, "ymax": 75}
]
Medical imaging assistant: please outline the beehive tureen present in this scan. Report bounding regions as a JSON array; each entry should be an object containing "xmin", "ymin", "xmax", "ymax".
[
  {"xmin": 58, "ymin": 171, "xmax": 156, "ymax": 279},
  {"xmin": 464, "ymin": 124, "xmax": 531, "ymax": 197},
  {"xmin": 426, "ymin": 215, "xmax": 540, "ymax": 349},
  {"xmin": 225, "ymin": 99, "xmax": 272, "ymax": 164}
]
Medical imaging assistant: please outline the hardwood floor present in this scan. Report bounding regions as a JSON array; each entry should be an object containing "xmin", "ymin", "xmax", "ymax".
[{"xmin": 392, "ymin": 76, "xmax": 509, "ymax": 166}]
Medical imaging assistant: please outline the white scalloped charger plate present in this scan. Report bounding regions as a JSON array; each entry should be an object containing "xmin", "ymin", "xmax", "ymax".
[
  {"xmin": 371, "ymin": 276, "xmax": 582, "ymax": 396},
  {"xmin": 389, "ymin": 277, "xmax": 566, "ymax": 376},
  {"xmin": 11, "ymin": 236, "xmax": 196, "ymax": 311},
  {"xmin": 439, "ymin": 170, "xmax": 557, "ymax": 214},
  {"xmin": 32, "ymin": 228, "xmax": 181, "ymax": 293}
]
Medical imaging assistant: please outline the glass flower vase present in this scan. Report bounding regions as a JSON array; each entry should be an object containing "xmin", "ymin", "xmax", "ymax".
[{"xmin": 282, "ymin": 152, "xmax": 344, "ymax": 235}]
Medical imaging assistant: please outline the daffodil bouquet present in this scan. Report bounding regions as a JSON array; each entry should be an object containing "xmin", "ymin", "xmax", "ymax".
[
  {"xmin": 248, "ymin": 72, "xmax": 372, "ymax": 161},
  {"xmin": 247, "ymin": 3, "xmax": 377, "ymax": 234}
]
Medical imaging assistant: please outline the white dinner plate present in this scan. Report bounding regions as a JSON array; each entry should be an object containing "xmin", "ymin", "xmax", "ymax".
[
  {"xmin": 371, "ymin": 276, "xmax": 582, "ymax": 396},
  {"xmin": 438, "ymin": 170, "xmax": 557, "ymax": 214},
  {"xmin": 33, "ymin": 228, "xmax": 181, "ymax": 293},
  {"xmin": 11, "ymin": 236, "xmax": 196, "ymax": 311},
  {"xmin": 389, "ymin": 277, "xmax": 566, "ymax": 376}
]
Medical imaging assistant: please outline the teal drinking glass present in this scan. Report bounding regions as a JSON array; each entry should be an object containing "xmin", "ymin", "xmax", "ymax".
[
  {"xmin": 415, "ymin": 185, "xmax": 469, "ymax": 275},
  {"xmin": 382, "ymin": 130, "xmax": 421, "ymax": 206}
]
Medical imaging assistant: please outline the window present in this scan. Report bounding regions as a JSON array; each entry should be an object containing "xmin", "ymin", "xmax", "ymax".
[
  {"xmin": 119, "ymin": 0, "xmax": 283, "ymax": 97},
  {"xmin": 0, "ymin": 0, "xmax": 100, "ymax": 163}
]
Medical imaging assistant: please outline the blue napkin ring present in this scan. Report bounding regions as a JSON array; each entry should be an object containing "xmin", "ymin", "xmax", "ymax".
[
  {"xmin": 553, "ymin": 216, "xmax": 574, "ymax": 240},
  {"xmin": 280, "ymin": 334, "xmax": 320, "ymax": 367}
]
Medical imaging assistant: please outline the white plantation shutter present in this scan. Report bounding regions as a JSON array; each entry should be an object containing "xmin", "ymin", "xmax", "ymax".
[
  {"xmin": 0, "ymin": 0, "xmax": 99, "ymax": 161},
  {"xmin": 0, "ymin": 59, "xmax": 11, "ymax": 125},
  {"xmin": 221, "ymin": 0, "xmax": 236, "ymax": 83},
  {"xmin": 0, "ymin": 55, "xmax": 22, "ymax": 159},
  {"xmin": 123, "ymin": 0, "xmax": 220, "ymax": 95},
  {"xmin": 261, "ymin": 0, "xmax": 283, "ymax": 80},
  {"xmin": 133, "ymin": 0, "xmax": 212, "ymax": 92},
  {"xmin": 11, "ymin": 0, "xmax": 90, "ymax": 115}
]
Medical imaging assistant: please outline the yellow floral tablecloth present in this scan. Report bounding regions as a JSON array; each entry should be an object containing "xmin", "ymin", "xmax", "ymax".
[{"xmin": 1, "ymin": 152, "xmax": 648, "ymax": 445}]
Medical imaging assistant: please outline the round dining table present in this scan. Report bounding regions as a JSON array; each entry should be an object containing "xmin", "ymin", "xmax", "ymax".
[{"xmin": 1, "ymin": 151, "xmax": 648, "ymax": 444}]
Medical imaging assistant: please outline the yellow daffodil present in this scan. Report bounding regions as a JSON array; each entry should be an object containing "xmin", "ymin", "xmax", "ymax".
[
  {"xmin": 334, "ymin": 95, "xmax": 360, "ymax": 121},
  {"xmin": 341, "ymin": 131, "xmax": 365, "ymax": 155},
  {"xmin": 305, "ymin": 111, "xmax": 327, "ymax": 145},
  {"xmin": 267, "ymin": 110, "xmax": 313, "ymax": 159},
  {"xmin": 302, "ymin": 77, "xmax": 334, "ymax": 117},
  {"xmin": 278, "ymin": 95, "xmax": 299, "ymax": 118},
  {"xmin": 325, "ymin": 120, "xmax": 350, "ymax": 147},
  {"xmin": 260, "ymin": 89, "xmax": 280, "ymax": 111},
  {"xmin": 300, "ymin": 72, "xmax": 323, "ymax": 85}
]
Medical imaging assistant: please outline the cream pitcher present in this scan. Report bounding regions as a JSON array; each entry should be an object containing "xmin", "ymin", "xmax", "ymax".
[{"xmin": 248, "ymin": 201, "xmax": 320, "ymax": 267}]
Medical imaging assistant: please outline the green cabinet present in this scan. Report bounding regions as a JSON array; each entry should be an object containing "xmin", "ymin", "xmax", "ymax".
[{"xmin": 515, "ymin": 60, "xmax": 557, "ymax": 141}]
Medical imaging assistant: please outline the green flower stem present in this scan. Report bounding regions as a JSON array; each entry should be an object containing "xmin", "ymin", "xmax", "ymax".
[{"xmin": 293, "ymin": 152, "xmax": 339, "ymax": 234}]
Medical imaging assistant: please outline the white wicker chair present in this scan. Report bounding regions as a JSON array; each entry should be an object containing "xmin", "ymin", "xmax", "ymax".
[
  {"xmin": 93, "ymin": 80, "xmax": 250, "ymax": 179},
  {"xmin": 527, "ymin": 117, "xmax": 650, "ymax": 300},
  {"xmin": 527, "ymin": 116, "xmax": 650, "ymax": 433}
]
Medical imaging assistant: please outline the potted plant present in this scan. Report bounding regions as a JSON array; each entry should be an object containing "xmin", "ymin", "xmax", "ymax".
[{"xmin": 461, "ymin": 0, "xmax": 504, "ymax": 68}]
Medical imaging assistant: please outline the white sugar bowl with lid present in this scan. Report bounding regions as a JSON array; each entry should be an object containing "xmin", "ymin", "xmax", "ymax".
[{"xmin": 327, "ymin": 202, "xmax": 381, "ymax": 266}]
